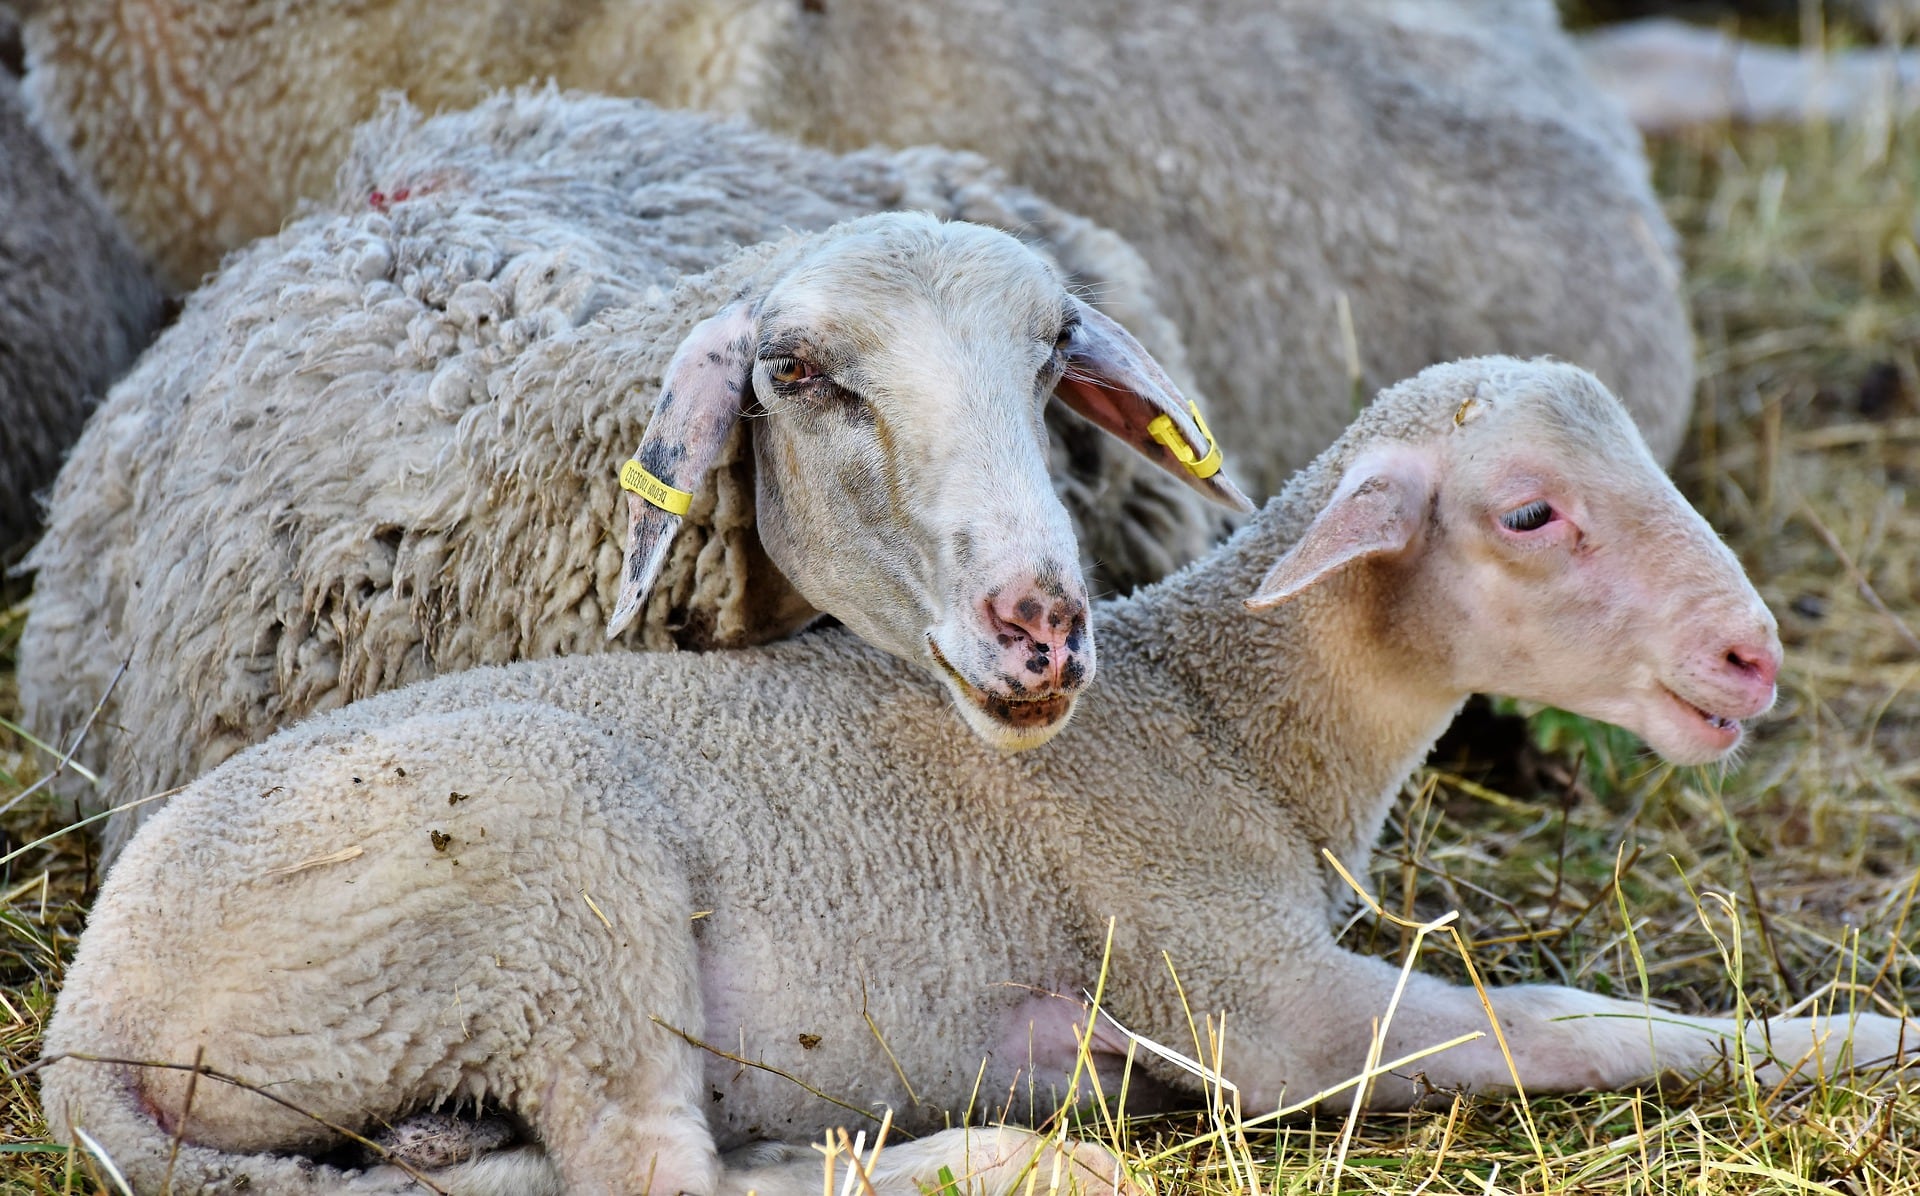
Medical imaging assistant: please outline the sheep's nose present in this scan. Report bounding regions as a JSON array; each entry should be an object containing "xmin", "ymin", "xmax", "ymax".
[
  {"xmin": 1724, "ymin": 640, "xmax": 1780, "ymax": 690},
  {"xmin": 1716, "ymin": 638, "xmax": 1781, "ymax": 712},
  {"xmin": 984, "ymin": 585, "xmax": 1089, "ymax": 691}
]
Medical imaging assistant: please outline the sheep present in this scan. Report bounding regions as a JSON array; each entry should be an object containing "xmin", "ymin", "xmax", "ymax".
[
  {"xmin": 0, "ymin": 69, "xmax": 162, "ymax": 555},
  {"xmin": 0, "ymin": 6, "xmax": 18, "ymax": 76},
  {"xmin": 1578, "ymin": 17, "xmax": 1920, "ymax": 131},
  {"xmin": 39, "ymin": 356, "xmax": 1912, "ymax": 1196},
  {"xmin": 16, "ymin": 92, "xmax": 1250, "ymax": 860},
  {"xmin": 17, "ymin": 0, "xmax": 1695, "ymax": 483}
]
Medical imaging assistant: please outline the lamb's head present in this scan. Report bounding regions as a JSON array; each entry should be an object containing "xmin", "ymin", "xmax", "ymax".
[
  {"xmin": 610, "ymin": 212, "xmax": 1251, "ymax": 750},
  {"xmin": 1246, "ymin": 358, "xmax": 1779, "ymax": 766}
]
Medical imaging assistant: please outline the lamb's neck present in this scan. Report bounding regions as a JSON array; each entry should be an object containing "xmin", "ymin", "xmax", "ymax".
[{"xmin": 1095, "ymin": 503, "xmax": 1465, "ymax": 860}]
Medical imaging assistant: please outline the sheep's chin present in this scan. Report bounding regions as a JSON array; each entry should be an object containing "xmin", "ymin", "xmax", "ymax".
[
  {"xmin": 924, "ymin": 643, "xmax": 1079, "ymax": 752},
  {"xmin": 945, "ymin": 681, "xmax": 1079, "ymax": 752}
]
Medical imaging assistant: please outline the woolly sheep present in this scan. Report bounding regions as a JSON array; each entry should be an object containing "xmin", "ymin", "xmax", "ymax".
[
  {"xmin": 1579, "ymin": 17, "xmax": 1920, "ymax": 131},
  {"xmin": 40, "ymin": 357, "xmax": 1911, "ymax": 1196},
  {"xmin": 18, "ymin": 0, "xmax": 1695, "ymax": 481},
  {"xmin": 0, "ymin": 7, "xmax": 17, "ymax": 76},
  {"xmin": 18, "ymin": 93, "xmax": 1248, "ymax": 859},
  {"xmin": 0, "ymin": 70, "xmax": 161, "ymax": 554}
]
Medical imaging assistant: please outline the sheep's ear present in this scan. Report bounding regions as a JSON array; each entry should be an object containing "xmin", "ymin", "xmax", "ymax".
[
  {"xmin": 1245, "ymin": 452, "xmax": 1430, "ymax": 610},
  {"xmin": 1053, "ymin": 298, "xmax": 1256, "ymax": 514},
  {"xmin": 608, "ymin": 302, "xmax": 756, "ymax": 638}
]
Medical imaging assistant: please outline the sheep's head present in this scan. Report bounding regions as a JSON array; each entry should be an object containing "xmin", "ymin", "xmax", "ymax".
[
  {"xmin": 1247, "ymin": 359, "xmax": 1778, "ymax": 766},
  {"xmin": 611, "ymin": 212, "xmax": 1251, "ymax": 751}
]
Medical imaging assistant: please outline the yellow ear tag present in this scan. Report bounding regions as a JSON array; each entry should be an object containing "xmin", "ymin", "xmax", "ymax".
[
  {"xmin": 620, "ymin": 459, "xmax": 694, "ymax": 517},
  {"xmin": 1146, "ymin": 401, "xmax": 1224, "ymax": 480}
]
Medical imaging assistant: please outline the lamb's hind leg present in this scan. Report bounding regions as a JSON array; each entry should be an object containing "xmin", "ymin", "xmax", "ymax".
[
  {"xmin": 1235, "ymin": 944, "xmax": 1913, "ymax": 1110},
  {"xmin": 498, "ymin": 890, "xmax": 722, "ymax": 1196},
  {"xmin": 715, "ymin": 1127, "xmax": 1135, "ymax": 1196},
  {"xmin": 426, "ymin": 704, "xmax": 727, "ymax": 1196},
  {"xmin": 530, "ymin": 1086, "xmax": 719, "ymax": 1196}
]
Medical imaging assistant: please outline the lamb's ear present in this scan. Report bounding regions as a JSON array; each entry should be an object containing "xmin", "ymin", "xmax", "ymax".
[
  {"xmin": 607, "ymin": 302, "xmax": 756, "ymax": 638},
  {"xmin": 1053, "ymin": 297, "xmax": 1256, "ymax": 514},
  {"xmin": 1245, "ymin": 451, "xmax": 1431, "ymax": 610}
]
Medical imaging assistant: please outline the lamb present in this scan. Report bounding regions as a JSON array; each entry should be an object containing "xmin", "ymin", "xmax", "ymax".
[
  {"xmin": 17, "ymin": 93, "xmax": 1249, "ymax": 859},
  {"xmin": 17, "ymin": 0, "xmax": 1695, "ymax": 481},
  {"xmin": 40, "ymin": 357, "xmax": 1911, "ymax": 1196},
  {"xmin": 0, "ymin": 70, "xmax": 162, "ymax": 554}
]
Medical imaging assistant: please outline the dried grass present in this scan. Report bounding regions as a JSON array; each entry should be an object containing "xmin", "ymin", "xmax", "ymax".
[{"xmin": 1, "ymin": 94, "xmax": 1917, "ymax": 1196}]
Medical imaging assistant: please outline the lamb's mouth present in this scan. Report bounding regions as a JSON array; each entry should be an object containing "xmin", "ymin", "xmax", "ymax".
[
  {"xmin": 1658, "ymin": 684, "xmax": 1743, "ymax": 742},
  {"xmin": 927, "ymin": 639, "xmax": 1076, "ymax": 730}
]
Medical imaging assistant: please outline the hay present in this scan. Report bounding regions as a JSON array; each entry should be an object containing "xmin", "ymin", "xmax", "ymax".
[{"xmin": 1, "ymin": 97, "xmax": 1917, "ymax": 1196}]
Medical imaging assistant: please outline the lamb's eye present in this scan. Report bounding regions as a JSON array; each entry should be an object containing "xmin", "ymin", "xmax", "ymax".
[
  {"xmin": 1499, "ymin": 500, "xmax": 1554, "ymax": 532},
  {"xmin": 768, "ymin": 357, "xmax": 819, "ymax": 385}
]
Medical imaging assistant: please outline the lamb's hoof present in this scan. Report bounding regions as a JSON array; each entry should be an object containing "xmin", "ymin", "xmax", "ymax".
[
  {"xmin": 875, "ymin": 1126, "xmax": 1145, "ymax": 1196},
  {"xmin": 365, "ymin": 1109, "xmax": 517, "ymax": 1169},
  {"xmin": 723, "ymin": 1140, "xmax": 816, "ymax": 1168}
]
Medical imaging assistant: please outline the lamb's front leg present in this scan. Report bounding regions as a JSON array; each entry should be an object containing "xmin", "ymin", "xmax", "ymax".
[{"xmin": 1227, "ymin": 945, "xmax": 1912, "ymax": 1111}]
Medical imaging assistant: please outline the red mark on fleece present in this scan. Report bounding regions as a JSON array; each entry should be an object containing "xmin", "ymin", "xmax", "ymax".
[
  {"xmin": 136, "ymin": 1075, "xmax": 179, "ymax": 1137},
  {"xmin": 367, "ymin": 186, "xmax": 416, "ymax": 212}
]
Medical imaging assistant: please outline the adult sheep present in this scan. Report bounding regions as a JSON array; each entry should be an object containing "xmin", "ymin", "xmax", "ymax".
[
  {"xmin": 17, "ymin": 0, "xmax": 1694, "ymax": 483},
  {"xmin": 19, "ymin": 93, "xmax": 1248, "ymax": 859},
  {"xmin": 40, "ymin": 358, "xmax": 1910, "ymax": 1196},
  {"xmin": 0, "ymin": 71, "xmax": 162, "ymax": 555}
]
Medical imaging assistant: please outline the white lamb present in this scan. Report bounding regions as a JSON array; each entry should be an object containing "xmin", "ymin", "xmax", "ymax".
[
  {"xmin": 18, "ymin": 93, "xmax": 1248, "ymax": 858},
  {"xmin": 40, "ymin": 357, "xmax": 1908, "ymax": 1196},
  {"xmin": 17, "ymin": 0, "xmax": 1695, "ymax": 478}
]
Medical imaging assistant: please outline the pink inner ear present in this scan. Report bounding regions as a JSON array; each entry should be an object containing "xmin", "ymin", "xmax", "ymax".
[
  {"xmin": 1245, "ymin": 454, "xmax": 1430, "ymax": 610},
  {"xmin": 1054, "ymin": 372, "xmax": 1151, "ymax": 443},
  {"xmin": 1054, "ymin": 301, "xmax": 1254, "ymax": 513}
]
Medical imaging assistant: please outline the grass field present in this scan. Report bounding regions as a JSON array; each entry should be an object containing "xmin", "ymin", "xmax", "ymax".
[{"xmin": 2, "ymin": 66, "xmax": 1918, "ymax": 1196}]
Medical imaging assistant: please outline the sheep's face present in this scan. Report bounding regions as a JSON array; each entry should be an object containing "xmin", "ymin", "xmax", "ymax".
[
  {"xmin": 612, "ymin": 213, "xmax": 1248, "ymax": 750},
  {"xmin": 750, "ymin": 218, "xmax": 1096, "ymax": 751},
  {"xmin": 1250, "ymin": 361, "xmax": 1779, "ymax": 766}
]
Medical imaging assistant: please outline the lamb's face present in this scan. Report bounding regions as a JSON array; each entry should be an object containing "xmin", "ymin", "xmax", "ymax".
[
  {"xmin": 1246, "ymin": 360, "xmax": 1778, "ymax": 767},
  {"xmin": 1408, "ymin": 366, "xmax": 1780, "ymax": 765},
  {"xmin": 750, "ymin": 217, "xmax": 1095, "ymax": 751}
]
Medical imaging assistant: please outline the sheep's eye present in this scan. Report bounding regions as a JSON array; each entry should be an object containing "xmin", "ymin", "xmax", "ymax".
[
  {"xmin": 1499, "ymin": 500, "xmax": 1555, "ymax": 532},
  {"xmin": 767, "ymin": 357, "xmax": 820, "ymax": 386}
]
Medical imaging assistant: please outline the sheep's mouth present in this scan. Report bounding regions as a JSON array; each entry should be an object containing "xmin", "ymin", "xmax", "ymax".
[
  {"xmin": 1657, "ymin": 684, "xmax": 1743, "ymax": 749},
  {"xmin": 926, "ymin": 639, "xmax": 1077, "ymax": 731}
]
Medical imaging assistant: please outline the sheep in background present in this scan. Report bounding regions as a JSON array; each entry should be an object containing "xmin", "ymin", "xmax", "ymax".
[
  {"xmin": 18, "ymin": 93, "xmax": 1248, "ymax": 860},
  {"xmin": 0, "ymin": 6, "xmax": 19, "ymax": 76},
  {"xmin": 0, "ymin": 71, "xmax": 161, "ymax": 555},
  {"xmin": 17, "ymin": 0, "xmax": 1694, "ymax": 482},
  {"xmin": 1579, "ymin": 17, "xmax": 1920, "ymax": 131},
  {"xmin": 39, "ymin": 357, "xmax": 1910, "ymax": 1195}
]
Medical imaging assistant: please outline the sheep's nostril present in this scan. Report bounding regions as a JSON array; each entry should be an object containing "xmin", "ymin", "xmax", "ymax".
[
  {"xmin": 984, "ymin": 588, "xmax": 1088, "ymax": 685},
  {"xmin": 983, "ymin": 599, "xmax": 1033, "ymax": 651},
  {"xmin": 1724, "ymin": 642, "xmax": 1780, "ymax": 689}
]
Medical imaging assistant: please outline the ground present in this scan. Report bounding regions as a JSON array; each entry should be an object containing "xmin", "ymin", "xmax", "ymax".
[{"xmin": 2, "ymin": 24, "xmax": 1918, "ymax": 1196}]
